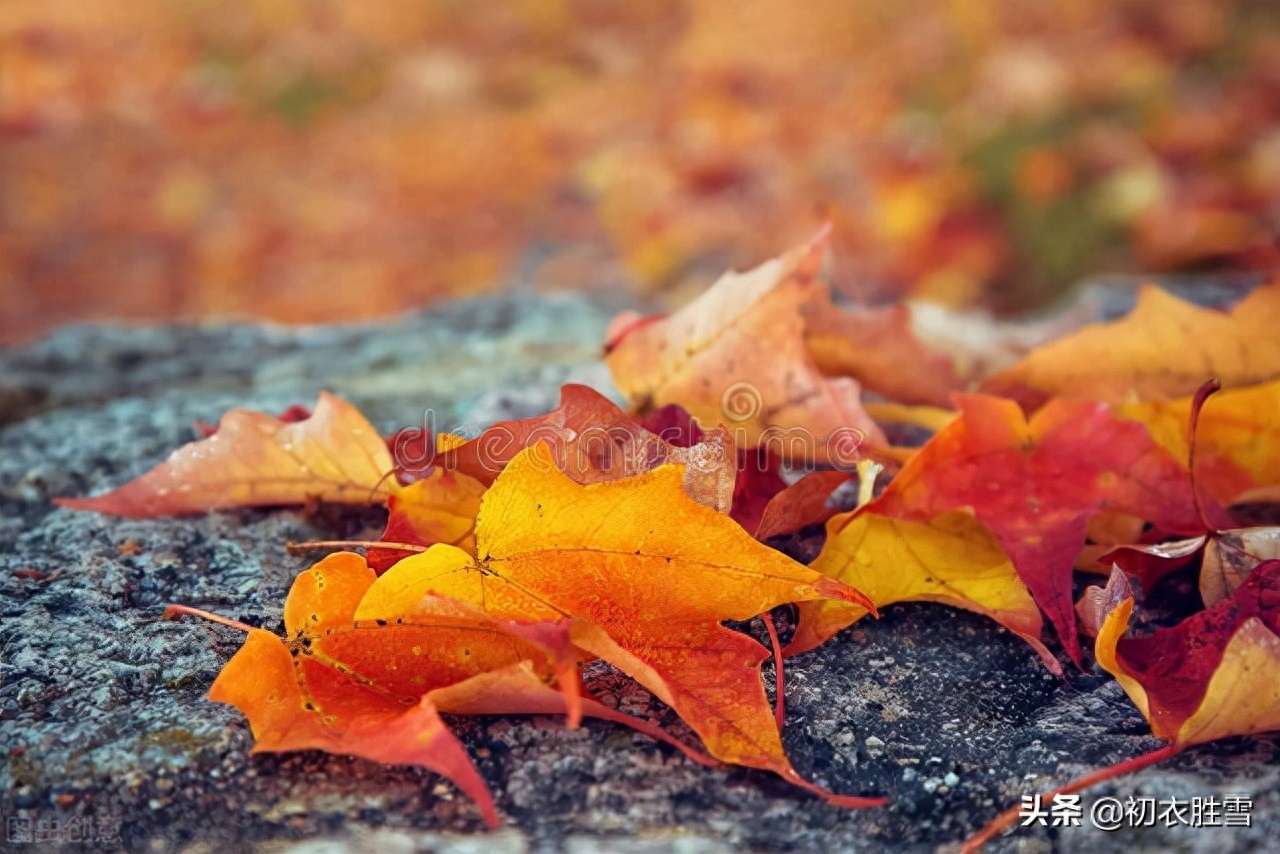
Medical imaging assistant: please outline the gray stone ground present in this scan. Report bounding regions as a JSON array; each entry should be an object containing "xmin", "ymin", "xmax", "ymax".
[{"xmin": 2, "ymin": 293, "xmax": 1277, "ymax": 853}]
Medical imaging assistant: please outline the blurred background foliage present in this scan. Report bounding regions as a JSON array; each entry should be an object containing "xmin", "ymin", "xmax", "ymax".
[{"xmin": 3, "ymin": 0, "xmax": 1279, "ymax": 343}]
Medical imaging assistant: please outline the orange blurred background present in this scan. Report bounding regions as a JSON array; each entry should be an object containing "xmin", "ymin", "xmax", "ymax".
[{"xmin": 3, "ymin": 0, "xmax": 1279, "ymax": 344}]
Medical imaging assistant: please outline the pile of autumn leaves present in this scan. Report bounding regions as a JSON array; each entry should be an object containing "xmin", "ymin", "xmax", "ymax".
[{"xmin": 59, "ymin": 234, "xmax": 1280, "ymax": 837}]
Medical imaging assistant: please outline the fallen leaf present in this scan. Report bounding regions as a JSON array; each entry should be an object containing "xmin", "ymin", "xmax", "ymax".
[
  {"xmin": 1119, "ymin": 380, "xmax": 1280, "ymax": 507},
  {"xmin": 208, "ymin": 551, "xmax": 577, "ymax": 828},
  {"xmin": 58, "ymin": 392, "xmax": 395, "ymax": 517},
  {"xmin": 423, "ymin": 660, "xmax": 719, "ymax": 770},
  {"xmin": 421, "ymin": 384, "xmax": 736, "ymax": 514},
  {"xmin": 866, "ymin": 393, "xmax": 1213, "ymax": 662},
  {"xmin": 1098, "ymin": 379, "xmax": 1280, "ymax": 603},
  {"xmin": 802, "ymin": 295, "xmax": 962, "ymax": 406},
  {"xmin": 605, "ymin": 230, "xmax": 887, "ymax": 461},
  {"xmin": 1200, "ymin": 527, "xmax": 1280, "ymax": 605},
  {"xmin": 982, "ymin": 282, "xmax": 1280, "ymax": 409},
  {"xmin": 376, "ymin": 443, "xmax": 883, "ymax": 806},
  {"xmin": 754, "ymin": 470, "xmax": 853, "ymax": 541},
  {"xmin": 367, "ymin": 469, "xmax": 487, "ymax": 572},
  {"xmin": 964, "ymin": 559, "xmax": 1280, "ymax": 850},
  {"xmin": 789, "ymin": 511, "xmax": 1058, "ymax": 673},
  {"xmin": 218, "ymin": 636, "xmax": 499, "ymax": 823},
  {"xmin": 1079, "ymin": 561, "xmax": 1280, "ymax": 745}
]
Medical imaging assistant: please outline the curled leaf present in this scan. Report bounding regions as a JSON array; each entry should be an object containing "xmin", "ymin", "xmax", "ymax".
[
  {"xmin": 754, "ymin": 470, "xmax": 853, "ymax": 541},
  {"xmin": 1200, "ymin": 527, "xmax": 1280, "ymax": 606},
  {"xmin": 605, "ymin": 230, "xmax": 886, "ymax": 461},
  {"xmin": 1081, "ymin": 561, "xmax": 1280, "ymax": 746},
  {"xmin": 58, "ymin": 392, "xmax": 395, "ymax": 517}
]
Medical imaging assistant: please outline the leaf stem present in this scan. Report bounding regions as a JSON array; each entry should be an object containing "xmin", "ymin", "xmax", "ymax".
[
  {"xmin": 162, "ymin": 604, "xmax": 255, "ymax": 633},
  {"xmin": 762, "ymin": 611, "xmax": 786, "ymax": 729},
  {"xmin": 1188, "ymin": 378, "xmax": 1222, "ymax": 534},
  {"xmin": 580, "ymin": 697, "xmax": 721, "ymax": 769},
  {"xmin": 286, "ymin": 539, "xmax": 430, "ymax": 555},
  {"xmin": 780, "ymin": 769, "xmax": 889, "ymax": 809},
  {"xmin": 855, "ymin": 459, "xmax": 883, "ymax": 509},
  {"xmin": 367, "ymin": 467, "xmax": 402, "ymax": 501},
  {"xmin": 961, "ymin": 742, "xmax": 1183, "ymax": 852}
]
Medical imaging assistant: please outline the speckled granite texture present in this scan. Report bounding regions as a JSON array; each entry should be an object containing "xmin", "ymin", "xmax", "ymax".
[{"xmin": 2, "ymin": 293, "xmax": 1276, "ymax": 853}]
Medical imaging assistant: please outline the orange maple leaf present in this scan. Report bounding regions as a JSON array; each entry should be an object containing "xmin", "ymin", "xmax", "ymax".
[
  {"xmin": 208, "ymin": 551, "xmax": 719, "ymax": 826},
  {"xmin": 208, "ymin": 552, "xmax": 571, "ymax": 828},
  {"xmin": 982, "ymin": 281, "xmax": 1280, "ymax": 409},
  {"xmin": 57, "ymin": 392, "xmax": 395, "ymax": 517},
  {"xmin": 604, "ymin": 230, "xmax": 887, "ymax": 462},
  {"xmin": 379, "ymin": 443, "xmax": 884, "ymax": 806},
  {"xmin": 397, "ymin": 384, "xmax": 736, "ymax": 514}
]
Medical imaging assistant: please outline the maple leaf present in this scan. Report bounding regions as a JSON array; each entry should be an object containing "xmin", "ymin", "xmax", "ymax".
[
  {"xmin": 1097, "ymin": 379, "xmax": 1280, "ymax": 603},
  {"xmin": 753, "ymin": 470, "xmax": 854, "ymax": 541},
  {"xmin": 981, "ymin": 281, "xmax": 1280, "ymax": 410},
  {"xmin": 801, "ymin": 292, "xmax": 962, "ymax": 406},
  {"xmin": 207, "ymin": 552, "xmax": 574, "ymax": 828},
  {"xmin": 965, "ymin": 561, "xmax": 1280, "ymax": 851},
  {"xmin": 57, "ymin": 393, "xmax": 395, "ymax": 517},
  {"xmin": 1118, "ymin": 380, "xmax": 1280, "ymax": 507},
  {"xmin": 789, "ymin": 510, "xmax": 1058, "ymax": 673},
  {"xmin": 213, "ymin": 628, "xmax": 501, "ymax": 823},
  {"xmin": 865, "ymin": 393, "xmax": 1214, "ymax": 663},
  {"xmin": 375, "ymin": 443, "xmax": 883, "ymax": 806},
  {"xmin": 1084, "ymin": 560, "xmax": 1280, "ymax": 746},
  {"xmin": 604, "ymin": 230, "xmax": 887, "ymax": 461},
  {"xmin": 395, "ymin": 384, "xmax": 735, "ymax": 514},
  {"xmin": 204, "ymin": 550, "xmax": 729, "ymax": 828},
  {"xmin": 366, "ymin": 469, "xmax": 487, "ymax": 572}
]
